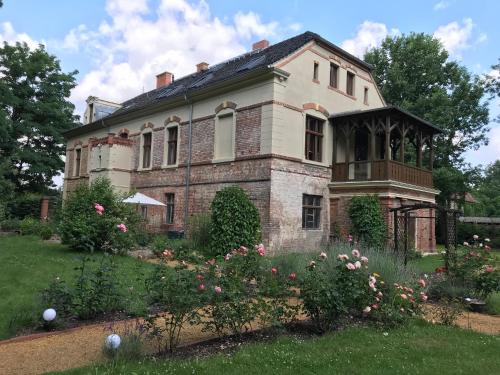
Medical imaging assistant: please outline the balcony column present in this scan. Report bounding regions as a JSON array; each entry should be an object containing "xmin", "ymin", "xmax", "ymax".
[
  {"xmin": 416, "ymin": 130, "xmax": 423, "ymax": 168},
  {"xmin": 429, "ymin": 135, "xmax": 434, "ymax": 170},
  {"xmin": 385, "ymin": 115, "xmax": 391, "ymax": 179}
]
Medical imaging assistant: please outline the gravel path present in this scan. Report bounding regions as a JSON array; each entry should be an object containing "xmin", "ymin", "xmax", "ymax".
[{"xmin": 0, "ymin": 309, "xmax": 498, "ymax": 375}]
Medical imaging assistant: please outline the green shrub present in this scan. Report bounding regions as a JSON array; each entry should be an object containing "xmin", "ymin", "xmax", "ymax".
[
  {"xmin": 38, "ymin": 225, "xmax": 53, "ymax": 240},
  {"xmin": 0, "ymin": 218, "xmax": 21, "ymax": 232},
  {"xmin": 59, "ymin": 178, "xmax": 140, "ymax": 254},
  {"xmin": 188, "ymin": 213, "xmax": 212, "ymax": 251},
  {"xmin": 20, "ymin": 217, "xmax": 42, "ymax": 235},
  {"xmin": 348, "ymin": 196, "xmax": 387, "ymax": 249},
  {"xmin": 5, "ymin": 193, "xmax": 43, "ymax": 220},
  {"xmin": 151, "ymin": 235, "xmax": 168, "ymax": 257},
  {"xmin": 210, "ymin": 186, "xmax": 261, "ymax": 256}
]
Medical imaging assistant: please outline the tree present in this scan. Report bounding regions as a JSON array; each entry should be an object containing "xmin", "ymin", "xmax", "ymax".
[
  {"xmin": 0, "ymin": 42, "xmax": 78, "ymax": 194},
  {"xmin": 485, "ymin": 58, "xmax": 500, "ymax": 122},
  {"xmin": 364, "ymin": 33, "xmax": 490, "ymax": 168},
  {"xmin": 472, "ymin": 160, "xmax": 500, "ymax": 217}
]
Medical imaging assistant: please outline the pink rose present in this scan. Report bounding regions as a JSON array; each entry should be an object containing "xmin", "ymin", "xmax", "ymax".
[
  {"xmin": 289, "ymin": 272, "xmax": 297, "ymax": 281},
  {"xmin": 271, "ymin": 267, "xmax": 278, "ymax": 274},
  {"xmin": 400, "ymin": 294, "xmax": 408, "ymax": 300},
  {"xmin": 354, "ymin": 261, "xmax": 361, "ymax": 269},
  {"xmin": 346, "ymin": 263, "xmax": 356, "ymax": 270},
  {"xmin": 94, "ymin": 203, "xmax": 104, "ymax": 215},
  {"xmin": 198, "ymin": 284, "xmax": 205, "ymax": 291},
  {"xmin": 337, "ymin": 254, "xmax": 349, "ymax": 261},
  {"xmin": 224, "ymin": 253, "xmax": 232, "ymax": 261},
  {"xmin": 377, "ymin": 291, "xmax": 383, "ymax": 298},
  {"xmin": 372, "ymin": 303, "xmax": 379, "ymax": 310},
  {"xmin": 162, "ymin": 250, "xmax": 172, "ymax": 258},
  {"xmin": 485, "ymin": 265, "xmax": 494, "ymax": 273},
  {"xmin": 348, "ymin": 234, "xmax": 353, "ymax": 242},
  {"xmin": 256, "ymin": 244, "xmax": 266, "ymax": 256},
  {"xmin": 319, "ymin": 252, "xmax": 328, "ymax": 260},
  {"xmin": 420, "ymin": 293, "xmax": 428, "ymax": 302},
  {"xmin": 418, "ymin": 279, "xmax": 426, "ymax": 288},
  {"xmin": 352, "ymin": 249, "xmax": 360, "ymax": 258},
  {"xmin": 196, "ymin": 274, "xmax": 204, "ymax": 281},
  {"xmin": 117, "ymin": 223, "xmax": 127, "ymax": 232},
  {"xmin": 360, "ymin": 256, "xmax": 369, "ymax": 263},
  {"xmin": 214, "ymin": 286, "xmax": 222, "ymax": 294}
]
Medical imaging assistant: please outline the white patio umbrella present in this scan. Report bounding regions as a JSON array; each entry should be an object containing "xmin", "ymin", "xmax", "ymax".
[{"xmin": 123, "ymin": 192, "xmax": 166, "ymax": 206}]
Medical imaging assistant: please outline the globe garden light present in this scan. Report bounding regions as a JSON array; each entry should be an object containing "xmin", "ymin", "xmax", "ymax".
[
  {"xmin": 42, "ymin": 308, "xmax": 56, "ymax": 322},
  {"xmin": 105, "ymin": 334, "xmax": 121, "ymax": 350}
]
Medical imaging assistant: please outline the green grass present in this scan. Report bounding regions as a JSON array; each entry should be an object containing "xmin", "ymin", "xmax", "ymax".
[
  {"xmin": 411, "ymin": 254, "xmax": 445, "ymax": 274},
  {"xmin": 57, "ymin": 320, "xmax": 500, "ymax": 375},
  {"xmin": 0, "ymin": 235, "xmax": 154, "ymax": 340}
]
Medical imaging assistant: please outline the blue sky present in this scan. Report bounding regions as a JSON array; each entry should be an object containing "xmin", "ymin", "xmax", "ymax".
[{"xmin": 1, "ymin": 0, "xmax": 499, "ymax": 168}]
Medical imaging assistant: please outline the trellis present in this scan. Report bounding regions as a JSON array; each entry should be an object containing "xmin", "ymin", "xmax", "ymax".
[{"xmin": 390, "ymin": 203, "xmax": 460, "ymax": 267}]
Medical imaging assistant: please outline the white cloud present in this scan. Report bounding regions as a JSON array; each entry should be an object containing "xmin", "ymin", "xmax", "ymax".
[
  {"xmin": 433, "ymin": 1, "xmax": 451, "ymax": 11},
  {"xmin": 464, "ymin": 125, "xmax": 500, "ymax": 166},
  {"xmin": 67, "ymin": 0, "xmax": 288, "ymax": 116},
  {"xmin": 0, "ymin": 22, "xmax": 39, "ymax": 49},
  {"xmin": 433, "ymin": 18, "xmax": 474, "ymax": 57},
  {"xmin": 340, "ymin": 21, "xmax": 399, "ymax": 58}
]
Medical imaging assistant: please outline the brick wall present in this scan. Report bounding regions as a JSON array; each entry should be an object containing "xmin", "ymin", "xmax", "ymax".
[
  {"xmin": 235, "ymin": 107, "xmax": 261, "ymax": 157},
  {"xmin": 152, "ymin": 130, "xmax": 164, "ymax": 168}
]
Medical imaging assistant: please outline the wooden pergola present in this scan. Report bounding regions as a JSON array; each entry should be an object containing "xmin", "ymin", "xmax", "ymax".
[{"xmin": 329, "ymin": 106, "xmax": 442, "ymax": 188}]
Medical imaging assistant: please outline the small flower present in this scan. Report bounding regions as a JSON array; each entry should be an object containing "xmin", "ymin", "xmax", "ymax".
[
  {"xmin": 271, "ymin": 267, "xmax": 278, "ymax": 274},
  {"xmin": 473, "ymin": 234, "xmax": 479, "ymax": 240},
  {"xmin": 363, "ymin": 306, "xmax": 371, "ymax": 314},
  {"xmin": 206, "ymin": 258, "xmax": 216, "ymax": 266},
  {"xmin": 161, "ymin": 276, "xmax": 166, "ymax": 280},
  {"xmin": 198, "ymin": 284, "xmax": 205, "ymax": 291},
  {"xmin": 369, "ymin": 282, "xmax": 376, "ymax": 290},
  {"xmin": 347, "ymin": 234, "xmax": 353, "ymax": 242},
  {"xmin": 346, "ymin": 262, "xmax": 356, "ymax": 270},
  {"xmin": 224, "ymin": 253, "xmax": 232, "ymax": 261},
  {"xmin": 418, "ymin": 279, "xmax": 426, "ymax": 288},
  {"xmin": 369, "ymin": 276, "xmax": 377, "ymax": 285},
  {"xmin": 360, "ymin": 256, "xmax": 369, "ymax": 264},
  {"xmin": 352, "ymin": 249, "xmax": 360, "ymax": 258},
  {"xmin": 238, "ymin": 246, "xmax": 248, "ymax": 255},
  {"xmin": 371, "ymin": 303, "xmax": 379, "ymax": 310},
  {"xmin": 485, "ymin": 245, "xmax": 491, "ymax": 252},
  {"xmin": 337, "ymin": 254, "xmax": 349, "ymax": 261},
  {"xmin": 463, "ymin": 241, "xmax": 470, "ymax": 247},
  {"xmin": 420, "ymin": 293, "xmax": 428, "ymax": 302},
  {"xmin": 289, "ymin": 272, "xmax": 297, "ymax": 281},
  {"xmin": 479, "ymin": 243, "xmax": 483, "ymax": 248},
  {"xmin": 485, "ymin": 265, "xmax": 494, "ymax": 273},
  {"xmin": 400, "ymin": 294, "xmax": 408, "ymax": 300},
  {"xmin": 373, "ymin": 273, "xmax": 380, "ymax": 278},
  {"xmin": 162, "ymin": 250, "xmax": 172, "ymax": 258},
  {"xmin": 354, "ymin": 261, "xmax": 361, "ymax": 269},
  {"xmin": 383, "ymin": 332, "xmax": 388, "ymax": 337},
  {"xmin": 117, "ymin": 223, "xmax": 127, "ymax": 232},
  {"xmin": 214, "ymin": 286, "xmax": 222, "ymax": 294},
  {"xmin": 485, "ymin": 238, "xmax": 490, "ymax": 243},
  {"xmin": 256, "ymin": 244, "xmax": 266, "ymax": 256},
  {"xmin": 309, "ymin": 260, "xmax": 316, "ymax": 269},
  {"xmin": 94, "ymin": 203, "xmax": 104, "ymax": 215},
  {"xmin": 196, "ymin": 274, "xmax": 204, "ymax": 281},
  {"xmin": 319, "ymin": 252, "xmax": 328, "ymax": 260},
  {"xmin": 377, "ymin": 291, "xmax": 383, "ymax": 298}
]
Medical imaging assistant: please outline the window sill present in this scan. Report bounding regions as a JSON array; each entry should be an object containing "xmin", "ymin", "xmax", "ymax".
[
  {"xmin": 212, "ymin": 157, "xmax": 235, "ymax": 164},
  {"xmin": 302, "ymin": 227, "xmax": 322, "ymax": 231},
  {"xmin": 327, "ymin": 85, "xmax": 357, "ymax": 101},
  {"xmin": 137, "ymin": 167, "xmax": 153, "ymax": 172},
  {"xmin": 302, "ymin": 159, "xmax": 330, "ymax": 168},
  {"xmin": 312, "ymin": 79, "xmax": 320, "ymax": 84},
  {"xmin": 162, "ymin": 164, "xmax": 179, "ymax": 169}
]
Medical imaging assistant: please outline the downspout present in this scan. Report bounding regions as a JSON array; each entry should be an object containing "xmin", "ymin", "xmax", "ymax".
[{"xmin": 183, "ymin": 91, "xmax": 194, "ymax": 235}]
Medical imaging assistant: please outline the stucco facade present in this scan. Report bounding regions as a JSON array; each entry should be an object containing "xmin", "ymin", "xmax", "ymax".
[{"xmin": 63, "ymin": 32, "xmax": 439, "ymax": 254}]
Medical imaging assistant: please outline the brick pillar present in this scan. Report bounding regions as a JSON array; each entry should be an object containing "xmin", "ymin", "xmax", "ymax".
[{"xmin": 40, "ymin": 196, "xmax": 49, "ymax": 221}]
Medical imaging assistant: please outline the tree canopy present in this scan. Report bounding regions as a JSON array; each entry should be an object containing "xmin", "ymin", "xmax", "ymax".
[
  {"xmin": 0, "ymin": 42, "xmax": 78, "ymax": 194},
  {"xmin": 364, "ymin": 33, "xmax": 490, "ymax": 168}
]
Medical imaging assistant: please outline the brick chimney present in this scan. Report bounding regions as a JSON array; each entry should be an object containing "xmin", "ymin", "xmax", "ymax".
[
  {"xmin": 156, "ymin": 71, "xmax": 174, "ymax": 89},
  {"xmin": 196, "ymin": 62, "xmax": 209, "ymax": 72},
  {"xmin": 252, "ymin": 39, "xmax": 269, "ymax": 51}
]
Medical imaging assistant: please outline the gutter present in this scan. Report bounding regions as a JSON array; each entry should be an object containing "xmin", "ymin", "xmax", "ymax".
[{"xmin": 183, "ymin": 91, "xmax": 194, "ymax": 235}]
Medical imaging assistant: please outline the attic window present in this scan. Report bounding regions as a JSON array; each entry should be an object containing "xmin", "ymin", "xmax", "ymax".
[
  {"xmin": 313, "ymin": 62, "xmax": 319, "ymax": 81},
  {"xmin": 346, "ymin": 72, "xmax": 355, "ymax": 96}
]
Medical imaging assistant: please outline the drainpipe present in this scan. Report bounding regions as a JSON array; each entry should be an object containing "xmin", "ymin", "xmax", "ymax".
[{"xmin": 183, "ymin": 92, "xmax": 194, "ymax": 235}]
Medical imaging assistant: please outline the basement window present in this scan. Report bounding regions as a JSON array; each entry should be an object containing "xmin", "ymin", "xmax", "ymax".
[{"xmin": 302, "ymin": 194, "xmax": 322, "ymax": 229}]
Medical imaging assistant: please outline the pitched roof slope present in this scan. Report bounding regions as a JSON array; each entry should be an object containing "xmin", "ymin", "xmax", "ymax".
[{"xmin": 66, "ymin": 31, "xmax": 372, "ymax": 137}]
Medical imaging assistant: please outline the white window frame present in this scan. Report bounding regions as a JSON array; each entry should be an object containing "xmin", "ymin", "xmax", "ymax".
[{"xmin": 163, "ymin": 122, "xmax": 180, "ymax": 168}]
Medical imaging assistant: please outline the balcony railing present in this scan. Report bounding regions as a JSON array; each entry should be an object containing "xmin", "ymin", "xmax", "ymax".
[{"xmin": 332, "ymin": 160, "xmax": 433, "ymax": 188}]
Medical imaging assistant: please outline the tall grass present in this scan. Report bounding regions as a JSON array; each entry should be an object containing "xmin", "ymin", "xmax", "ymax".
[{"xmin": 270, "ymin": 241, "xmax": 420, "ymax": 286}]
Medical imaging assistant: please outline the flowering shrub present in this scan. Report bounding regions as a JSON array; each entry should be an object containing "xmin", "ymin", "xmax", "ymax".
[
  {"xmin": 144, "ymin": 263, "xmax": 202, "ymax": 352},
  {"xmin": 59, "ymin": 178, "xmax": 140, "ymax": 254},
  {"xmin": 300, "ymin": 249, "xmax": 381, "ymax": 332}
]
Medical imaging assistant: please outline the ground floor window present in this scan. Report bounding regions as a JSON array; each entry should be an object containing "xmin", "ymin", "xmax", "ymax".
[
  {"xmin": 165, "ymin": 193, "xmax": 174, "ymax": 224},
  {"xmin": 302, "ymin": 194, "xmax": 322, "ymax": 229}
]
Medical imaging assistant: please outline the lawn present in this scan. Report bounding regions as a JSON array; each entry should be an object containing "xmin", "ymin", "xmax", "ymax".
[
  {"xmin": 0, "ymin": 235, "xmax": 154, "ymax": 340},
  {"xmin": 58, "ymin": 320, "xmax": 500, "ymax": 375}
]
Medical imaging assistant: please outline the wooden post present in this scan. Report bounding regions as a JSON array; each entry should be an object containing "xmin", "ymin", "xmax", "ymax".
[
  {"xmin": 385, "ymin": 115, "xmax": 391, "ymax": 179},
  {"xmin": 332, "ymin": 125, "xmax": 337, "ymax": 181},
  {"xmin": 429, "ymin": 135, "xmax": 434, "ymax": 170},
  {"xmin": 344, "ymin": 122, "xmax": 350, "ymax": 180},
  {"xmin": 399, "ymin": 122, "xmax": 405, "ymax": 163},
  {"xmin": 416, "ymin": 130, "xmax": 422, "ymax": 168}
]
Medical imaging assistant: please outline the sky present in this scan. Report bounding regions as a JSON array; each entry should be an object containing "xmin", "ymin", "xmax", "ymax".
[{"xmin": 1, "ymin": 0, "xmax": 499, "ymax": 179}]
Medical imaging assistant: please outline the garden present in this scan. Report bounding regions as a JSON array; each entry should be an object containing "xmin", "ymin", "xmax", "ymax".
[{"xmin": 0, "ymin": 178, "xmax": 499, "ymax": 375}]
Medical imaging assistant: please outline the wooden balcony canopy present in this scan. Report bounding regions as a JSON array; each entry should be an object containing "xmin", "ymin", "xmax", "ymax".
[{"xmin": 329, "ymin": 106, "xmax": 442, "ymax": 188}]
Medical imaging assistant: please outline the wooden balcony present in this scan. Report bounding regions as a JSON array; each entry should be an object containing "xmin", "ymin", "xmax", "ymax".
[{"xmin": 332, "ymin": 160, "xmax": 433, "ymax": 188}]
